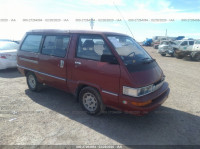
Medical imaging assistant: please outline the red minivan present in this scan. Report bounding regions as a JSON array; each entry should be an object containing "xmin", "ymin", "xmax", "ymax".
[{"xmin": 17, "ymin": 29, "xmax": 170, "ymax": 115}]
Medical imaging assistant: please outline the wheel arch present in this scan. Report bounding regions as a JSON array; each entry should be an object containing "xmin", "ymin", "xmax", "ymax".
[
  {"xmin": 24, "ymin": 69, "xmax": 30, "ymax": 76},
  {"xmin": 75, "ymin": 83, "xmax": 101, "ymax": 102},
  {"xmin": 24, "ymin": 70, "xmax": 43, "ymax": 83}
]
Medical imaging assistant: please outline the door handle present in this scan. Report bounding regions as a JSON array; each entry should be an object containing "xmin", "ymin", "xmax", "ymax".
[
  {"xmin": 59, "ymin": 60, "xmax": 64, "ymax": 68},
  {"xmin": 75, "ymin": 61, "xmax": 81, "ymax": 65}
]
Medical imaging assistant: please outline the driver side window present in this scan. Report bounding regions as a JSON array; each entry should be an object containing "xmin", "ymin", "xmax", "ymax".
[
  {"xmin": 181, "ymin": 41, "xmax": 187, "ymax": 46},
  {"xmin": 76, "ymin": 35, "xmax": 112, "ymax": 61}
]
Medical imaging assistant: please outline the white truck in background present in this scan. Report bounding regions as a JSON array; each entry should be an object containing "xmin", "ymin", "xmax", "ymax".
[{"xmin": 173, "ymin": 39, "xmax": 200, "ymax": 61}]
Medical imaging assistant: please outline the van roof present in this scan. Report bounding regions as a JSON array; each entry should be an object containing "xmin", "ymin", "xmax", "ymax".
[{"xmin": 27, "ymin": 29, "xmax": 128, "ymax": 36}]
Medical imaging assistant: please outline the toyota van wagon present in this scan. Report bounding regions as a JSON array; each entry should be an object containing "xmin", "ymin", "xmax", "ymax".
[{"xmin": 17, "ymin": 29, "xmax": 170, "ymax": 115}]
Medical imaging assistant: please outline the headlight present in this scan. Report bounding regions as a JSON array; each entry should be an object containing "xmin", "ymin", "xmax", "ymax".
[
  {"xmin": 123, "ymin": 85, "xmax": 153, "ymax": 97},
  {"xmin": 138, "ymin": 85, "xmax": 153, "ymax": 96},
  {"xmin": 123, "ymin": 86, "xmax": 138, "ymax": 97},
  {"xmin": 123, "ymin": 78, "xmax": 165, "ymax": 97}
]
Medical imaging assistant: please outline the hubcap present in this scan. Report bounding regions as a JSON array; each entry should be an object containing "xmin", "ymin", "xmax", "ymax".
[
  {"xmin": 83, "ymin": 92, "xmax": 97, "ymax": 112},
  {"xmin": 28, "ymin": 75, "xmax": 36, "ymax": 89}
]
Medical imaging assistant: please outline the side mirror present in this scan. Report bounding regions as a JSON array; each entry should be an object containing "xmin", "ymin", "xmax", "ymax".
[{"xmin": 101, "ymin": 54, "xmax": 118, "ymax": 64}]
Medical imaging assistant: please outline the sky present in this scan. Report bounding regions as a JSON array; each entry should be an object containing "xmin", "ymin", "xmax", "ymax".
[{"xmin": 0, "ymin": 0, "xmax": 200, "ymax": 41}]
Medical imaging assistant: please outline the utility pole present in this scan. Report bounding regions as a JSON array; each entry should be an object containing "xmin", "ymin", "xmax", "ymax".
[
  {"xmin": 165, "ymin": 29, "xmax": 168, "ymax": 40},
  {"xmin": 90, "ymin": 18, "xmax": 94, "ymax": 30}
]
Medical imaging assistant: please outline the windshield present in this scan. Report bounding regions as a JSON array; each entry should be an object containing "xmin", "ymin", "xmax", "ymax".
[
  {"xmin": 170, "ymin": 41, "xmax": 176, "ymax": 45},
  {"xmin": 107, "ymin": 35, "xmax": 152, "ymax": 65},
  {"xmin": 0, "ymin": 41, "xmax": 19, "ymax": 50},
  {"xmin": 174, "ymin": 41, "xmax": 181, "ymax": 45},
  {"xmin": 195, "ymin": 40, "xmax": 200, "ymax": 44},
  {"xmin": 161, "ymin": 41, "xmax": 169, "ymax": 45}
]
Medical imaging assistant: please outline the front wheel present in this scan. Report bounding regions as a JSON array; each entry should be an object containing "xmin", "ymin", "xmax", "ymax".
[
  {"xmin": 79, "ymin": 87, "xmax": 105, "ymax": 115},
  {"xmin": 26, "ymin": 72, "xmax": 42, "ymax": 92}
]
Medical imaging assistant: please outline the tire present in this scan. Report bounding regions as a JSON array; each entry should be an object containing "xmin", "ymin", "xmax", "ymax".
[
  {"xmin": 79, "ymin": 87, "xmax": 105, "ymax": 115},
  {"xmin": 153, "ymin": 45, "xmax": 158, "ymax": 49},
  {"xmin": 192, "ymin": 53, "xmax": 200, "ymax": 61},
  {"xmin": 170, "ymin": 48, "xmax": 176, "ymax": 57},
  {"xmin": 161, "ymin": 53, "xmax": 166, "ymax": 56},
  {"xmin": 26, "ymin": 72, "xmax": 42, "ymax": 92},
  {"xmin": 170, "ymin": 51, "xmax": 175, "ymax": 57},
  {"xmin": 174, "ymin": 52, "xmax": 184, "ymax": 59}
]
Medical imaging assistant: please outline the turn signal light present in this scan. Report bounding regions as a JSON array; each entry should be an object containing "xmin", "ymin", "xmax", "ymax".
[{"xmin": 131, "ymin": 100, "xmax": 152, "ymax": 107}]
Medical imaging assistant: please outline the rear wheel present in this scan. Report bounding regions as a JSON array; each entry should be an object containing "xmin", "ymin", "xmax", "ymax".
[
  {"xmin": 79, "ymin": 87, "xmax": 105, "ymax": 115},
  {"xmin": 174, "ymin": 52, "xmax": 184, "ymax": 59},
  {"xmin": 170, "ymin": 51, "xmax": 175, "ymax": 57},
  {"xmin": 192, "ymin": 53, "xmax": 200, "ymax": 61},
  {"xmin": 154, "ymin": 45, "xmax": 158, "ymax": 49},
  {"xmin": 161, "ymin": 53, "xmax": 166, "ymax": 56},
  {"xmin": 26, "ymin": 72, "xmax": 42, "ymax": 91}
]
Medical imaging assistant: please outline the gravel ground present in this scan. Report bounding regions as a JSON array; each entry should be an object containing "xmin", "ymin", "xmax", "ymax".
[{"xmin": 0, "ymin": 47, "xmax": 200, "ymax": 146}]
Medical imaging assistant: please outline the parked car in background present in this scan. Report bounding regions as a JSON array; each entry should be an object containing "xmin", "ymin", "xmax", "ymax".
[
  {"xmin": 0, "ymin": 40, "xmax": 19, "ymax": 70},
  {"xmin": 17, "ymin": 29, "xmax": 169, "ymax": 116},
  {"xmin": 191, "ymin": 40, "xmax": 200, "ymax": 61},
  {"xmin": 173, "ymin": 40, "xmax": 195, "ymax": 59},
  {"xmin": 0, "ymin": 39, "xmax": 20, "ymax": 44},
  {"xmin": 152, "ymin": 36, "xmax": 185, "ymax": 49},
  {"xmin": 142, "ymin": 38, "xmax": 153, "ymax": 46},
  {"xmin": 158, "ymin": 40, "xmax": 176, "ymax": 56},
  {"xmin": 153, "ymin": 37, "xmax": 167, "ymax": 49}
]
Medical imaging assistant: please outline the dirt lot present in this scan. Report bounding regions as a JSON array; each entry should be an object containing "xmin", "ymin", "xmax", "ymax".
[{"xmin": 0, "ymin": 47, "xmax": 200, "ymax": 146}]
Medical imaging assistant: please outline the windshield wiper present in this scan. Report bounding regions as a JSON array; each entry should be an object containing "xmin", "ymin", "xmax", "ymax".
[
  {"xmin": 142, "ymin": 58, "xmax": 156, "ymax": 64},
  {"xmin": 141, "ymin": 58, "xmax": 151, "ymax": 60}
]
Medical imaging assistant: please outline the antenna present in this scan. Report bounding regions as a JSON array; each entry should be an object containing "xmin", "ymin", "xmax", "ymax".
[{"xmin": 113, "ymin": 1, "xmax": 134, "ymax": 38}]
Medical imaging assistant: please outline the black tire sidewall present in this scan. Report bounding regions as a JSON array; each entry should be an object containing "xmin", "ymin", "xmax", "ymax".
[
  {"xmin": 175, "ymin": 53, "xmax": 183, "ymax": 59},
  {"xmin": 194, "ymin": 53, "xmax": 200, "ymax": 61},
  {"xmin": 79, "ymin": 87, "xmax": 103, "ymax": 115},
  {"xmin": 170, "ymin": 52, "xmax": 175, "ymax": 57},
  {"xmin": 161, "ymin": 54, "xmax": 166, "ymax": 56}
]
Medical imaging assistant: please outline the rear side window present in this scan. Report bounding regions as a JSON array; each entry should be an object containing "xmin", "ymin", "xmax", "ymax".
[
  {"xmin": 21, "ymin": 35, "xmax": 42, "ymax": 52},
  {"xmin": 189, "ymin": 41, "xmax": 194, "ymax": 45},
  {"xmin": 42, "ymin": 35, "xmax": 70, "ymax": 57},
  {"xmin": 76, "ymin": 35, "xmax": 112, "ymax": 61}
]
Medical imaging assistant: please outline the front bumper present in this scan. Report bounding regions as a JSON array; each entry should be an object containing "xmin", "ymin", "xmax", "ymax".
[
  {"xmin": 158, "ymin": 49, "xmax": 173, "ymax": 54},
  {"xmin": 119, "ymin": 82, "xmax": 170, "ymax": 116},
  {"xmin": 158, "ymin": 49, "xmax": 167, "ymax": 54}
]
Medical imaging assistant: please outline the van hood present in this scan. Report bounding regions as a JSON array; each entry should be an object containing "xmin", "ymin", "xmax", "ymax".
[{"xmin": 126, "ymin": 61, "xmax": 163, "ymax": 87}]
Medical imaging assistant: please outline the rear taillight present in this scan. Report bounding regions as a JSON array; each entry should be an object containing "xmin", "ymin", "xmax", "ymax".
[{"xmin": 0, "ymin": 54, "xmax": 11, "ymax": 59}]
